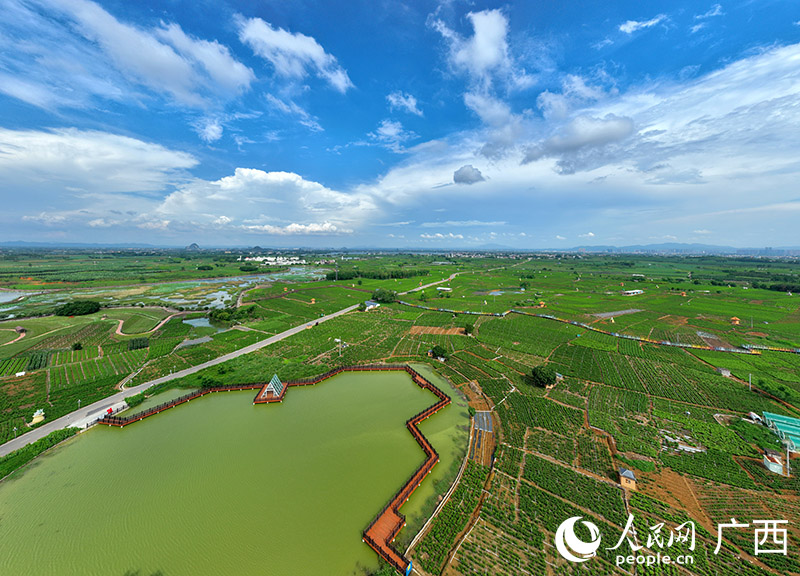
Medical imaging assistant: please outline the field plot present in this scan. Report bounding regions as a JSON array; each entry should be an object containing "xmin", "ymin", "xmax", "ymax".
[{"xmin": 106, "ymin": 308, "xmax": 171, "ymax": 334}]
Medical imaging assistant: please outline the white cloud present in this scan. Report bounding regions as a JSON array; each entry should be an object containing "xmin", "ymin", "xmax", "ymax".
[
  {"xmin": 421, "ymin": 220, "xmax": 503, "ymax": 227},
  {"xmin": 155, "ymin": 22, "xmax": 254, "ymax": 96},
  {"xmin": 0, "ymin": 0, "xmax": 252, "ymax": 115},
  {"xmin": 387, "ymin": 91, "xmax": 423, "ymax": 116},
  {"xmin": 420, "ymin": 232, "xmax": 464, "ymax": 240},
  {"xmin": 579, "ymin": 232, "xmax": 595, "ymax": 238},
  {"xmin": 537, "ymin": 74, "xmax": 612, "ymax": 121},
  {"xmin": 265, "ymin": 94, "xmax": 323, "ymax": 132},
  {"xmin": 369, "ymin": 119, "xmax": 416, "ymax": 152},
  {"xmin": 432, "ymin": 8, "xmax": 532, "ymax": 157},
  {"xmin": 88, "ymin": 218, "xmax": 115, "ymax": 227},
  {"xmin": 243, "ymin": 222, "xmax": 349, "ymax": 235},
  {"xmin": 555, "ymin": 235, "xmax": 566, "ymax": 240},
  {"xmin": 49, "ymin": 0, "xmax": 250, "ymax": 107},
  {"xmin": 693, "ymin": 229, "xmax": 712, "ymax": 234},
  {"xmin": 524, "ymin": 114, "xmax": 635, "ymax": 172},
  {"xmin": 152, "ymin": 168, "xmax": 375, "ymax": 235},
  {"xmin": 196, "ymin": 119, "xmax": 224, "ymax": 143},
  {"xmin": 619, "ymin": 15, "xmax": 666, "ymax": 34},
  {"xmin": 0, "ymin": 127, "xmax": 197, "ymax": 194},
  {"xmin": 237, "ymin": 16, "xmax": 353, "ymax": 93},
  {"xmin": 691, "ymin": 24, "xmax": 706, "ymax": 34},
  {"xmin": 436, "ymin": 9, "xmax": 511, "ymax": 87},
  {"xmin": 453, "ymin": 165, "xmax": 485, "ymax": 184},
  {"xmin": 695, "ymin": 4, "xmax": 723, "ymax": 19}
]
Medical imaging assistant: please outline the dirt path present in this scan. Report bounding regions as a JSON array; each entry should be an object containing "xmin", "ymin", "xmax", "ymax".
[
  {"xmin": 114, "ymin": 311, "xmax": 186, "ymax": 336},
  {"xmin": 1, "ymin": 331, "xmax": 26, "ymax": 346}
]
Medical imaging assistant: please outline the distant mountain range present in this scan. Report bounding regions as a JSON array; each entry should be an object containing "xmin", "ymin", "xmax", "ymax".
[{"xmin": 0, "ymin": 240, "xmax": 798, "ymax": 256}]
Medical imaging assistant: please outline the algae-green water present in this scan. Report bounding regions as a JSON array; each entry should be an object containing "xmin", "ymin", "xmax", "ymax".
[{"xmin": 0, "ymin": 369, "xmax": 468, "ymax": 576}]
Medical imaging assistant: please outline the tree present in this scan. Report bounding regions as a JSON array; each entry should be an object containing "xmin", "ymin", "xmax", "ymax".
[
  {"xmin": 71, "ymin": 342, "xmax": 83, "ymax": 351},
  {"xmin": 54, "ymin": 301, "xmax": 101, "ymax": 316},
  {"xmin": 529, "ymin": 365, "xmax": 556, "ymax": 388},
  {"xmin": 430, "ymin": 344, "xmax": 448, "ymax": 359},
  {"xmin": 372, "ymin": 288, "xmax": 397, "ymax": 303},
  {"xmin": 357, "ymin": 302, "xmax": 366, "ymax": 312},
  {"xmin": 463, "ymin": 322, "xmax": 474, "ymax": 335},
  {"xmin": 419, "ymin": 291, "xmax": 428, "ymax": 302}
]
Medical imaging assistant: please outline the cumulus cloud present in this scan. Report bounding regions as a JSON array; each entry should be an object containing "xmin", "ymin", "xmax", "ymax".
[
  {"xmin": 523, "ymin": 114, "xmax": 635, "ymax": 173},
  {"xmin": 237, "ymin": 16, "xmax": 353, "ymax": 93},
  {"xmin": 151, "ymin": 168, "xmax": 375, "ymax": 236},
  {"xmin": 432, "ymin": 9, "xmax": 532, "ymax": 157},
  {"xmin": 369, "ymin": 119, "xmax": 416, "ymax": 152},
  {"xmin": 387, "ymin": 91, "xmax": 423, "ymax": 116},
  {"xmin": 433, "ymin": 9, "xmax": 512, "ymax": 88},
  {"xmin": 453, "ymin": 165, "xmax": 485, "ymax": 184},
  {"xmin": 619, "ymin": 15, "xmax": 666, "ymax": 34}
]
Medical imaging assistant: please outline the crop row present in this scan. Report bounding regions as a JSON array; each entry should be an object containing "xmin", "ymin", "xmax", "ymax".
[
  {"xmin": 0, "ymin": 357, "xmax": 29, "ymax": 377},
  {"xmin": 416, "ymin": 461, "xmax": 488, "ymax": 574},
  {"xmin": 522, "ymin": 452, "xmax": 627, "ymax": 526},
  {"xmin": 505, "ymin": 393, "xmax": 584, "ymax": 435}
]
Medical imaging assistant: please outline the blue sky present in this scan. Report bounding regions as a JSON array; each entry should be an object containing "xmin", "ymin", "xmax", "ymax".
[{"xmin": 2, "ymin": 0, "xmax": 800, "ymax": 248}]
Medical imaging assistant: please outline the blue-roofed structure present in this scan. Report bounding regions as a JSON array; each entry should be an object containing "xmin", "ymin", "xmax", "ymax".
[{"xmin": 763, "ymin": 412, "xmax": 800, "ymax": 452}]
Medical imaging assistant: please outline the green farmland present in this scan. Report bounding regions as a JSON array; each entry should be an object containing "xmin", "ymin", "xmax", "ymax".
[{"xmin": 1, "ymin": 249, "xmax": 799, "ymax": 576}]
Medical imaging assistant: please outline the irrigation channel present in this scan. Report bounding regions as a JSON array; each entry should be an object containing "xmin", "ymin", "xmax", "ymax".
[{"xmin": 0, "ymin": 364, "xmax": 465, "ymax": 576}]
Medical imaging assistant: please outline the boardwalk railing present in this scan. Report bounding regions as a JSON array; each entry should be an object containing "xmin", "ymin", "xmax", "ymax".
[{"xmin": 99, "ymin": 383, "xmax": 263, "ymax": 427}]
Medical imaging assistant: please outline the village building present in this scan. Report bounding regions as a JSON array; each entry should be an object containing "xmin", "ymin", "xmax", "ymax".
[
  {"xmin": 763, "ymin": 449, "xmax": 785, "ymax": 475},
  {"xmin": 618, "ymin": 467, "xmax": 637, "ymax": 490},
  {"xmin": 621, "ymin": 289, "xmax": 644, "ymax": 296},
  {"xmin": 364, "ymin": 300, "xmax": 380, "ymax": 311},
  {"xmin": 716, "ymin": 367, "xmax": 732, "ymax": 377}
]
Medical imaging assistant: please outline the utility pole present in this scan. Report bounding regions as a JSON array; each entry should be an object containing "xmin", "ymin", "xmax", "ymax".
[{"xmin": 749, "ymin": 373, "xmax": 752, "ymax": 392}]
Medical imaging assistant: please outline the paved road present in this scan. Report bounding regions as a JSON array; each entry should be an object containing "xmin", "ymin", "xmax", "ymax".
[
  {"xmin": 402, "ymin": 272, "xmax": 462, "ymax": 295},
  {"xmin": 0, "ymin": 303, "xmax": 359, "ymax": 458}
]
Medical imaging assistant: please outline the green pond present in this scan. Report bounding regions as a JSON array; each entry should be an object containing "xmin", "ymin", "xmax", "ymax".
[{"xmin": 0, "ymin": 367, "xmax": 468, "ymax": 576}]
